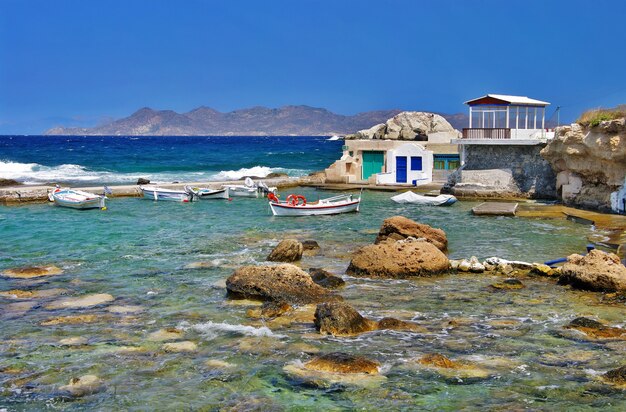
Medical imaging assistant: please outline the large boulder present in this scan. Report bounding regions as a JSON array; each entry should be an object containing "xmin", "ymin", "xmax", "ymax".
[
  {"xmin": 345, "ymin": 112, "xmax": 458, "ymax": 141},
  {"xmin": 347, "ymin": 238, "xmax": 449, "ymax": 278},
  {"xmin": 375, "ymin": 216, "xmax": 447, "ymax": 251},
  {"xmin": 314, "ymin": 302, "xmax": 377, "ymax": 336},
  {"xmin": 267, "ymin": 239, "xmax": 303, "ymax": 262},
  {"xmin": 226, "ymin": 264, "xmax": 341, "ymax": 304},
  {"xmin": 558, "ymin": 250, "xmax": 626, "ymax": 292}
]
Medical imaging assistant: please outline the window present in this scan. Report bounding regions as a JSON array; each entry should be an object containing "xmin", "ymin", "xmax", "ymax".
[{"xmin": 410, "ymin": 156, "xmax": 422, "ymax": 171}]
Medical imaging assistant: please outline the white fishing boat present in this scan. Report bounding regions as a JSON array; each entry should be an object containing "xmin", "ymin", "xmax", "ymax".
[
  {"xmin": 49, "ymin": 187, "xmax": 108, "ymax": 210},
  {"xmin": 140, "ymin": 186, "xmax": 195, "ymax": 202},
  {"xmin": 222, "ymin": 177, "xmax": 276, "ymax": 198},
  {"xmin": 390, "ymin": 191, "xmax": 457, "ymax": 206},
  {"xmin": 187, "ymin": 186, "xmax": 229, "ymax": 200},
  {"xmin": 268, "ymin": 192, "xmax": 361, "ymax": 216}
]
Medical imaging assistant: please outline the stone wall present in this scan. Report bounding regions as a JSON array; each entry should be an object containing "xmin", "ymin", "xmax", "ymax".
[{"xmin": 445, "ymin": 144, "xmax": 556, "ymax": 199}]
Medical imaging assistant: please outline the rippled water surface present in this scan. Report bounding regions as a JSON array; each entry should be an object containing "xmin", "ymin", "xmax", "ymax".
[{"xmin": 1, "ymin": 190, "xmax": 625, "ymax": 410}]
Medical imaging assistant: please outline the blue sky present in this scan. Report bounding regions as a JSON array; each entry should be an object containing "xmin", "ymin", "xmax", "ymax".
[{"xmin": 1, "ymin": 0, "xmax": 625, "ymax": 134}]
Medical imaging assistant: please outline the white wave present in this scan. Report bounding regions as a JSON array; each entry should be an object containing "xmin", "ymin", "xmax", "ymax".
[
  {"xmin": 327, "ymin": 135, "xmax": 343, "ymax": 141},
  {"xmin": 179, "ymin": 320, "xmax": 284, "ymax": 340},
  {"xmin": 208, "ymin": 166, "xmax": 277, "ymax": 181},
  {"xmin": 0, "ymin": 160, "xmax": 307, "ymax": 185}
]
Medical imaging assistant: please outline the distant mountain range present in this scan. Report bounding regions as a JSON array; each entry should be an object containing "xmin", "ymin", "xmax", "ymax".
[{"xmin": 44, "ymin": 105, "xmax": 468, "ymax": 136}]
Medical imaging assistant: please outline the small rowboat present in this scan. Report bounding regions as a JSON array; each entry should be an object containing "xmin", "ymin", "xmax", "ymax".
[
  {"xmin": 391, "ymin": 191, "xmax": 457, "ymax": 206},
  {"xmin": 268, "ymin": 192, "xmax": 361, "ymax": 216},
  {"xmin": 187, "ymin": 186, "xmax": 229, "ymax": 200},
  {"xmin": 222, "ymin": 185, "xmax": 259, "ymax": 198},
  {"xmin": 49, "ymin": 187, "xmax": 107, "ymax": 210},
  {"xmin": 140, "ymin": 186, "xmax": 195, "ymax": 202}
]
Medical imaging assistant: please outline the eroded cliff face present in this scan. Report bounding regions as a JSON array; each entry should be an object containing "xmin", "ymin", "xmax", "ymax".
[{"xmin": 541, "ymin": 119, "xmax": 626, "ymax": 213}]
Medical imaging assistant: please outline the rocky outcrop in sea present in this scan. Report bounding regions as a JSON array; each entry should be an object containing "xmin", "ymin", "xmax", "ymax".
[
  {"xmin": 541, "ymin": 118, "xmax": 626, "ymax": 213},
  {"xmin": 344, "ymin": 111, "xmax": 459, "ymax": 140}
]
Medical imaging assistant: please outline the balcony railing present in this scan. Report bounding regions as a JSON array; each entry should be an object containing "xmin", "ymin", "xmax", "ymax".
[{"xmin": 462, "ymin": 128, "xmax": 511, "ymax": 139}]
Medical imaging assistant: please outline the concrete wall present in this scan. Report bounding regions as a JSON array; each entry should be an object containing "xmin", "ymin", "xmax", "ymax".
[
  {"xmin": 447, "ymin": 144, "xmax": 556, "ymax": 198},
  {"xmin": 376, "ymin": 143, "xmax": 433, "ymax": 185}
]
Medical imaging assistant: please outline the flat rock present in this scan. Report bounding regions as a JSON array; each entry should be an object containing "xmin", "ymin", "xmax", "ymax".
[
  {"xmin": 375, "ymin": 216, "xmax": 447, "ymax": 251},
  {"xmin": 305, "ymin": 352, "xmax": 380, "ymax": 374},
  {"xmin": 59, "ymin": 337, "xmax": 88, "ymax": 346},
  {"xmin": 106, "ymin": 305, "xmax": 143, "ymax": 314},
  {"xmin": 41, "ymin": 314, "xmax": 102, "ymax": 326},
  {"xmin": 347, "ymin": 239, "xmax": 449, "ymax": 278},
  {"xmin": 226, "ymin": 264, "xmax": 341, "ymax": 304},
  {"xmin": 417, "ymin": 353, "xmax": 491, "ymax": 380},
  {"xmin": 59, "ymin": 374, "xmax": 105, "ymax": 397},
  {"xmin": 267, "ymin": 239, "xmax": 303, "ymax": 262},
  {"xmin": 603, "ymin": 365, "xmax": 626, "ymax": 385},
  {"xmin": 45, "ymin": 293, "xmax": 114, "ymax": 310},
  {"xmin": 558, "ymin": 250, "xmax": 626, "ymax": 292},
  {"xmin": 147, "ymin": 328, "xmax": 184, "ymax": 342},
  {"xmin": 247, "ymin": 300, "xmax": 292, "ymax": 319},
  {"xmin": 565, "ymin": 317, "xmax": 626, "ymax": 339},
  {"xmin": 162, "ymin": 341, "xmax": 198, "ymax": 353},
  {"xmin": 205, "ymin": 359, "xmax": 236, "ymax": 369},
  {"xmin": 0, "ymin": 288, "xmax": 67, "ymax": 299},
  {"xmin": 378, "ymin": 317, "xmax": 427, "ymax": 333},
  {"xmin": 1, "ymin": 265, "xmax": 63, "ymax": 279},
  {"xmin": 490, "ymin": 278, "xmax": 525, "ymax": 290}
]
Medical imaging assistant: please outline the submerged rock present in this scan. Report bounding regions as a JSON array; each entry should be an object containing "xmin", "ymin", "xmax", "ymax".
[
  {"xmin": 247, "ymin": 300, "xmax": 292, "ymax": 319},
  {"xmin": 603, "ymin": 365, "xmax": 626, "ymax": 385},
  {"xmin": 59, "ymin": 375, "xmax": 105, "ymax": 397},
  {"xmin": 45, "ymin": 293, "xmax": 114, "ymax": 310},
  {"xmin": 305, "ymin": 352, "xmax": 380, "ymax": 374},
  {"xmin": 301, "ymin": 240, "xmax": 320, "ymax": 256},
  {"xmin": 530, "ymin": 263, "xmax": 558, "ymax": 277},
  {"xmin": 162, "ymin": 341, "xmax": 198, "ymax": 353},
  {"xmin": 308, "ymin": 268, "xmax": 345, "ymax": 289},
  {"xmin": 490, "ymin": 278, "xmax": 525, "ymax": 290},
  {"xmin": 106, "ymin": 305, "xmax": 143, "ymax": 314},
  {"xmin": 347, "ymin": 239, "xmax": 449, "ymax": 278},
  {"xmin": 0, "ymin": 288, "xmax": 67, "ymax": 299},
  {"xmin": 314, "ymin": 302, "xmax": 377, "ymax": 336},
  {"xmin": 565, "ymin": 317, "xmax": 626, "ymax": 339},
  {"xmin": 226, "ymin": 264, "xmax": 341, "ymax": 304},
  {"xmin": 1, "ymin": 265, "xmax": 63, "ymax": 279},
  {"xmin": 58, "ymin": 337, "xmax": 88, "ymax": 346},
  {"xmin": 267, "ymin": 239, "xmax": 303, "ymax": 262},
  {"xmin": 558, "ymin": 250, "xmax": 626, "ymax": 292},
  {"xmin": 41, "ymin": 314, "xmax": 103, "ymax": 326},
  {"xmin": 417, "ymin": 353, "xmax": 491, "ymax": 380},
  {"xmin": 377, "ymin": 317, "xmax": 427, "ymax": 333},
  {"xmin": 375, "ymin": 216, "xmax": 447, "ymax": 251},
  {"xmin": 147, "ymin": 328, "xmax": 184, "ymax": 342}
]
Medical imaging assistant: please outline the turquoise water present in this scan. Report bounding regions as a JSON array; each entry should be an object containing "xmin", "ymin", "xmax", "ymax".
[{"xmin": 1, "ymin": 190, "xmax": 625, "ymax": 410}]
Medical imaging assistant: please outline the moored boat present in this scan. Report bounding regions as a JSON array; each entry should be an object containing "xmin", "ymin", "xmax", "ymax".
[
  {"xmin": 187, "ymin": 186, "xmax": 229, "ymax": 200},
  {"xmin": 49, "ymin": 187, "xmax": 108, "ymax": 210},
  {"xmin": 222, "ymin": 177, "xmax": 277, "ymax": 198},
  {"xmin": 391, "ymin": 191, "xmax": 457, "ymax": 206},
  {"xmin": 140, "ymin": 186, "xmax": 195, "ymax": 202},
  {"xmin": 268, "ymin": 192, "xmax": 361, "ymax": 216}
]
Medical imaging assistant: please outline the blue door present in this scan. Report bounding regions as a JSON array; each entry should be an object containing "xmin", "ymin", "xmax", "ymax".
[{"xmin": 396, "ymin": 156, "xmax": 407, "ymax": 183}]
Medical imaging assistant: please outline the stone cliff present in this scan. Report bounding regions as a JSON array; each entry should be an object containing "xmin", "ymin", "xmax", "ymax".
[
  {"xmin": 541, "ymin": 118, "xmax": 626, "ymax": 213},
  {"xmin": 345, "ymin": 112, "xmax": 459, "ymax": 141}
]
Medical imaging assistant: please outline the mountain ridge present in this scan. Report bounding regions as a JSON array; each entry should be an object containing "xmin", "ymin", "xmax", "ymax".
[{"xmin": 44, "ymin": 105, "xmax": 468, "ymax": 136}]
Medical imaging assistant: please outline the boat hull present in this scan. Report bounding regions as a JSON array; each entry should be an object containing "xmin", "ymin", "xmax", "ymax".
[
  {"xmin": 140, "ymin": 187, "xmax": 193, "ymax": 202},
  {"xmin": 223, "ymin": 185, "xmax": 258, "ymax": 198},
  {"xmin": 391, "ymin": 192, "xmax": 457, "ymax": 206},
  {"xmin": 52, "ymin": 189, "xmax": 106, "ymax": 210},
  {"xmin": 195, "ymin": 188, "xmax": 229, "ymax": 200},
  {"xmin": 269, "ymin": 199, "xmax": 360, "ymax": 216}
]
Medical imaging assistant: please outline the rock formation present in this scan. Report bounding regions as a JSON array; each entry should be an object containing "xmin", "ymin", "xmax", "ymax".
[
  {"xmin": 345, "ymin": 112, "xmax": 459, "ymax": 141},
  {"xmin": 375, "ymin": 216, "xmax": 447, "ymax": 251},
  {"xmin": 267, "ymin": 239, "xmax": 303, "ymax": 262},
  {"xmin": 558, "ymin": 250, "xmax": 626, "ymax": 292},
  {"xmin": 347, "ymin": 238, "xmax": 449, "ymax": 278},
  {"xmin": 308, "ymin": 268, "xmax": 345, "ymax": 289},
  {"xmin": 541, "ymin": 119, "xmax": 626, "ymax": 212},
  {"xmin": 304, "ymin": 353, "xmax": 380, "ymax": 374},
  {"xmin": 226, "ymin": 264, "xmax": 341, "ymax": 304}
]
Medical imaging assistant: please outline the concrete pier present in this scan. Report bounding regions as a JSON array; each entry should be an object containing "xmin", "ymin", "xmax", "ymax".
[{"xmin": 472, "ymin": 202, "xmax": 519, "ymax": 216}]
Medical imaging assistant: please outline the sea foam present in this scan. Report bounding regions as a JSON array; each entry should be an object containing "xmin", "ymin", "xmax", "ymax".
[{"xmin": 179, "ymin": 320, "xmax": 284, "ymax": 340}]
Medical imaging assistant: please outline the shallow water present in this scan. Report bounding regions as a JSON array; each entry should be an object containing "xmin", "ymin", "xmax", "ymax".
[{"xmin": 1, "ymin": 190, "xmax": 625, "ymax": 410}]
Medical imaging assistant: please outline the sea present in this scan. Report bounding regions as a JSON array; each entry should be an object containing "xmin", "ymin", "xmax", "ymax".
[{"xmin": 1, "ymin": 135, "xmax": 625, "ymax": 410}]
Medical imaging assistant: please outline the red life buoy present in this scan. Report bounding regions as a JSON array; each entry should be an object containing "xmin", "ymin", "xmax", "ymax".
[
  {"xmin": 267, "ymin": 193, "xmax": 279, "ymax": 203},
  {"xmin": 286, "ymin": 194, "xmax": 298, "ymax": 206},
  {"xmin": 296, "ymin": 195, "xmax": 307, "ymax": 206}
]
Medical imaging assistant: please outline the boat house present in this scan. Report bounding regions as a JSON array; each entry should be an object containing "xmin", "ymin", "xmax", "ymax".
[{"xmin": 448, "ymin": 93, "xmax": 557, "ymax": 198}]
